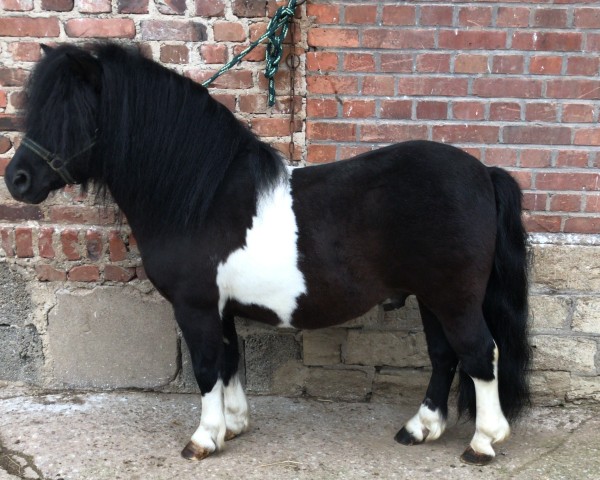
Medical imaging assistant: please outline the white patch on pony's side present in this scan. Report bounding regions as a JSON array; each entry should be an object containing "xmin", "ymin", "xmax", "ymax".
[
  {"xmin": 223, "ymin": 373, "xmax": 249, "ymax": 436},
  {"xmin": 469, "ymin": 345, "xmax": 511, "ymax": 457},
  {"xmin": 216, "ymin": 177, "xmax": 307, "ymax": 327},
  {"xmin": 404, "ymin": 402, "xmax": 446, "ymax": 442},
  {"xmin": 191, "ymin": 379, "xmax": 226, "ymax": 452}
]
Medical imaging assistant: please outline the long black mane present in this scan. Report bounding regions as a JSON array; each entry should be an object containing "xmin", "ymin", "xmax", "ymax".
[{"xmin": 27, "ymin": 43, "xmax": 286, "ymax": 234}]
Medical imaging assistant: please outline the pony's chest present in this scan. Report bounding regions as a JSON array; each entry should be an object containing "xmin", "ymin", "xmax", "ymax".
[{"xmin": 216, "ymin": 182, "xmax": 306, "ymax": 326}]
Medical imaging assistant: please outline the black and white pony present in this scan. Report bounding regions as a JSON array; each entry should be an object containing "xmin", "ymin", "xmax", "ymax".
[{"xmin": 5, "ymin": 44, "xmax": 530, "ymax": 466}]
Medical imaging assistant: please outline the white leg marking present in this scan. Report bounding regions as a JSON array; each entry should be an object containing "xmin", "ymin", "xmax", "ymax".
[
  {"xmin": 223, "ymin": 374, "xmax": 249, "ymax": 437},
  {"xmin": 190, "ymin": 379, "xmax": 226, "ymax": 452},
  {"xmin": 404, "ymin": 402, "xmax": 446, "ymax": 443},
  {"xmin": 469, "ymin": 346, "xmax": 511, "ymax": 457},
  {"xmin": 216, "ymin": 177, "xmax": 307, "ymax": 326}
]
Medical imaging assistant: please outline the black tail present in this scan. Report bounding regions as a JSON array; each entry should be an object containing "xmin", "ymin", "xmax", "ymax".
[{"xmin": 458, "ymin": 167, "xmax": 531, "ymax": 422}]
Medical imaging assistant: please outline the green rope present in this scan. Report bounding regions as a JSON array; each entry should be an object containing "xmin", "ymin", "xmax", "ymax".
[{"xmin": 202, "ymin": 0, "xmax": 298, "ymax": 106}]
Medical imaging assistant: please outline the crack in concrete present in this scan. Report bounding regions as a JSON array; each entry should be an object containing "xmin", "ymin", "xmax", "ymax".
[{"xmin": 0, "ymin": 437, "xmax": 45, "ymax": 480}]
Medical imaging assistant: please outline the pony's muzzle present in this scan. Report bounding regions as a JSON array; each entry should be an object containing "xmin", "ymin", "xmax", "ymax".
[{"xmin": 11, "ymin": 169, "xmax": 32, "ymax": 196}]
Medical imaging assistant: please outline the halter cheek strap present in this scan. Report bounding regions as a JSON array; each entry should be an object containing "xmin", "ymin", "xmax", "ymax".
[{"xmin": 20, "ymin": 136, "xmax": 96, "ymax": 185}]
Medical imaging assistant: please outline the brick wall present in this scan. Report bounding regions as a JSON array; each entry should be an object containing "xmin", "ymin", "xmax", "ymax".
[{"xmin": 0, "ymin": 1, "xmax": 599, "ymax": 405}]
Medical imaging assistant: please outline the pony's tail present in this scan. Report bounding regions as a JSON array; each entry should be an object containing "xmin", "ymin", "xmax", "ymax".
[{"xmin": 458, "ymin": 167, "xmax": 531, "ymax": 422}]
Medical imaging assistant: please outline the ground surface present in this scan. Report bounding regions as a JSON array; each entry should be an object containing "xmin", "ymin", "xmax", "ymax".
[{"xmin": 0, "ymin": 385, "xmax": 598, "ymax": 480}]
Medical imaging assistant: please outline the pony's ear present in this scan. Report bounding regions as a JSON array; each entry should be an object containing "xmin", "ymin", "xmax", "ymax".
[
  {"xmin": 40, "ymin": 44, "xmax": 54, "ymax": 55},
  {"xmin": 66, "ymin": 52, "xmax": 102, "ymax": 93}
]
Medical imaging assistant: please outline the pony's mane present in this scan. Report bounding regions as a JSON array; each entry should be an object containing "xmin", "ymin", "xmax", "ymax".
[{"xmin": 29, "ymin": 43, "xmax": 287, "ymax": 235}]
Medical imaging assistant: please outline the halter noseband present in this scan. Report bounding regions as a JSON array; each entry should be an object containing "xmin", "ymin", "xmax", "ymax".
[{"xmin": 20, "ymin": 135, "xmax": 96, "ymax": 185}]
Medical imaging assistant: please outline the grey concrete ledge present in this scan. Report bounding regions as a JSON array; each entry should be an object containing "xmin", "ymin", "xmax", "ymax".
[{"xmin": 529, "ymin": 232, "xmax": 600, "ymax": 246}]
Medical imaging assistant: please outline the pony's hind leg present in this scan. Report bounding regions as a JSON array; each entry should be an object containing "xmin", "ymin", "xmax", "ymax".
[
  {"xmin": 222, "ymin": 315, "xmax": 249, "ymax": 441},
  {"xmin": 396, "ymin": 302, "xmax": 458, "ymax": 445},
  {"xmin": 443, "ymin": 310, "xmax": 510, "ymax": 466}
]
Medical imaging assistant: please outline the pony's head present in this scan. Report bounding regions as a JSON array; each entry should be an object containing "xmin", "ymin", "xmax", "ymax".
[{"xmin": 5, "ymin": 44, "xmax": 102, "ymax": 203}]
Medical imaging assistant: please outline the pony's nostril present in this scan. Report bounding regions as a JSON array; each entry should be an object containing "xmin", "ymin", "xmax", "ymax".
[{"xmin": 13, "ymin": 170, "xmax": 31, "ymax": 193}]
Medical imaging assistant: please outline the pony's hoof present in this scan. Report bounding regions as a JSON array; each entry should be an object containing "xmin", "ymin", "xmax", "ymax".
[
  {"xmin": 460, "ymin": 446, "xmax": 494, "ymax": 466},
  {"xmin": 225, "ymin": 429, "xmax": 239, "ymax": 441},
  {"xmin": 181, "ymin": 441, "xmax": 211, "ymax": 461},
  {"xmin": 394, "ymin": 427, "xmax": 423, "ymax": 446}
]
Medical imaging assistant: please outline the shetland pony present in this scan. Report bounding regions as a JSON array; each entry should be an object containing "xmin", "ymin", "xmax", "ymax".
[{"xmin": 5, "ymin": 43, "xmax": 530, "ymax": 466}]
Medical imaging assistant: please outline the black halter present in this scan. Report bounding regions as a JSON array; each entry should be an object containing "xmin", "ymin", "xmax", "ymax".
[{"xmin": 20, "ymin": 135, "xmax": 96, "ymax": 185}]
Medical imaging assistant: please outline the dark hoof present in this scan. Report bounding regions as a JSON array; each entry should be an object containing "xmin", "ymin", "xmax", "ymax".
[
  {"xmin": 225, "ymin": 429, "xmax": 238, "ymax": 441},
  {"xmin": 460, "ymin": 446, "xmax": 494, "ymax": 466},
  {"xmin": 394, "ymin": 427, "xmax": 422, "ymax": 446},
  {"xmin": 181, "ymin": 441, "xmax": 211, "ymax": 461}
]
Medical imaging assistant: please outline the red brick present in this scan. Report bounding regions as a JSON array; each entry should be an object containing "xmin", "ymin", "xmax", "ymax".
[
  {"xmin": 415, "ymin": 53, "xmax": 450, "ymax": 73},
  {"xmin": 213, "ymin": 22, "xmax": 245, "ymax": 42},
  {"xmin": 564, "ymin": 218, "xmax": 600, "ymax": 234},
  {"xmin": 420, "ymin": 5, "xmax": 454, "ymax": 26},
  {"xmin": 233, "ymin": 0, "xmax": 264, "ymax": 17},
  {"xmin": 345, "ymin": 5, "xmax": 377, "ymax": 24},
  {"xmin": 537, "ymin": 172, "xmax": 600, "ymax": 191},
  {"xmin": 79, "ymin": 0, "xmax": 111, "ymax": 13},
  {"xmin": 250, "ymin": 118, "xmax": 299, "ymax": 138},
  {"xmin": 380, "ymin": 100, "xmax": 412, "ymax": 120},
  {"xmin": 108, "ymin": 231, "xmax": 127, "ymax": 262},
  {"xmin": 504, "ymin": 126, "xmax": 571, "ymax": 145},
  {"xmin": 546, "ymin": 79, "xmax": 600, "ymax": 100},
  {"xmin": 567, "ymin": 57, "xmax": 600, "ymax": 76},
  {"xmin": 563, "ymin": 104, "xmax": 595, "ymax": 123},
  {"xmin": 66, "ymin": 19, "xmax": 135, "ymax": 38},
  {"xmin": 39, "ymin": 227, "xmax": 55, "ymax": 259},
  {"xmin": 200, "ymin": 44, "xmax": 227, "ymax": 64},
  {"xmin": 497, "ymin": 7, "xmax": 530, "ymax": 28},
  {"xmin": 340, "ymin": 146, "xmax": 372, "ymax": 159},
  {"xmin": 490, "ymin": 102, "xmax": 521, "ymax": 121},
  {"xmin": 416, "ymin": 101, "xmax": 447, "ymax": 120},
  {"xmin": 512, "ymin": 32, "xmax": 582, "ymax": 52},
  {"xmin": 585, "ymin": 195, "xmax": 600, "ymax": 213},
  {"xmin": 50, "ymin": 206, "xmax": 115, "ymax": 225},
  {"xmin": 382, "ymin": 5, "xmax": 416, "ymax": 26},
  {"xmin": 454, "ymin": 54, "xmax": 488, "ymax": 74},
  {"xmin": 439, "ymin": 30, "xmax": 506, "ymax": 50},
  {"xmin": 556, "ymin": 150, "xmax": 589, "ymax": 168},
  {"xmin": 36, "ymin": 265, "xmax": 66, "ymax": 282},
  {"xmin": 342, "ymin": 100, "xmax": 375, "ymax": 119},
  {"xmin": 85, "ymin": 229, "xmax": 103, "ymax": 261},
  {"xmin": 587, "ymin": 34, "xmax": 600, "ymax": 52},
  {"xmin": 15, "ymin": 226, "xmax": 33, "ymax": 258},
  {"xmin": 307, "ymin": 144, "xmax": 336, "ymax": 164},
  {"xmin": 0, "ymin": 17, "xmax": 60, "ymax": 37},
  {"xmin": 458, "ymin": 6, "xmax": 492, "ymax": 27},
  {"xmin": 2, "ymin": 0, "xmax": 33, "ymax": 10},
  {"xmin": 306, "ymin": 76, "xmax": 358, "ymax": 95},
  {"xmin": 492, "ymin": 55, "xmax": 525, "ymax": 74},
  {"xmin": 307, "ymin": 122, "xmax": 357, "ymax": 142},
  {"xmin": 9, "ymin": 42, "xmax": 41, "ymax": 62},
  {"xmin": 473, "ymin": 78, "xmax": 542, "ymax": 98},
  {"xmin": 381, "ymin": 54, "xmax": 414, "ymax": 73},
  {"xmin": 195, "ymin": 0, "xmax": 224, "ymax": 16},
  {"xmin": 453, "ymin": 101, "xmax": 485, "ymax": 121},
  {"xmin": 0, "ymin": 114, "xmax": 22, "ymax": 131},
  {"xmin": 61, "ymin": 229, "xmax": 81, "ymax": 260},
  {"xmin": 0, "ymin": 93, "xmax": 7, "ymax": 110},
  {"xmin": 237, "ymin": 94, "xmax": 265, "ymax": 114},
  {"xmin": 136, "ymin": 266, "xmax": 147, "ymax": 281},
  {"xmin": 0, "ymin": 205, "xmax": 42, "ymax": 222},
  {"xmin": 0, "ymin": 135, "xmax": 11, "ymax": 154},
  {"xmin": 511, "ymin": 171, "xmax": 532, "ymax": 191},
  {"xmin": 117, "ymin": 0, "xmax": 147, "ymax": 14},
  {"xmin": 520, "ymin": 149, "xmax": 552, "ymax": 168},
  {"xmin": 532, "ymin": 8, "xmax": 568, "ymax": 28},
  {"xmin": 398, "ymin": 77, "xmax": 468, "ymax": 97},
  {"xmin": 574, "ymin": 128, "xmax": 600, "ymax": 146},
  {"xmin": 550, "ymin": 194, "xmax": 581, "ymax": 212},
  {"xmin": 141, "ymin": 20, "xmax": 205, "ymax": 41},
  {"xmin": 523, "ymin": 193, "xmax": 548, "ymax": 211},
  {"xmin": 529, "ymin": 56, "xmax": 563, "ymax": 75},
  {"xmin": 308, "ymin": 28, "xmax": 359, "ymax": 48},
  {"xmin": 307, "ymin": 98, "xmax": 338, "ymax": 118},
  {"xmin": 161, "ymin": 45, "xmax": 189, "ymax": 64},
  {"xmin": 192, "ymin": 69, "xmax": 253, "ymax": 89},
  {"xmin": 574, "ymin": 8, "xmax": 600, "ymax": 28},
  {"xmin": 363, "ymin": 29, "xmax": 435, "ymax": 49},
  {"xmin": 306, "ymin": 52, "xmax": 338, "ymax": 72},
  {"xmin": 0, "ymin": 228, "xmax": 14, "ymax": 257},
  {"xmin": 104, "ymin": 265, "xmax": 136, "ymax": 282},
  {"xmin": 360, "ymin": 124, "xmax": 428, "ymax": 143},
  {"xmin": 525, "ymin": 103, "xmax": 558, "ymax": 122},
  {"xmin": 306, "ymin": 3, "xmax": 339, "ymax": 24},
  {"xmin": 212, "ymin": 94, "xmax": 236, "ymax": 112},
  {"xmin": 68, "ymin": 265, "xmax": 100, "ymax": 282},
  {"xmin": 0, "ymin": 68, "xmax": 28, "ymax": 87},
  {"xmin": 343, "ymin": 54, "xmax": 375, "ymax": 73},
  {"xmin": 432, "ymin": 125, "xmax": 499, "ymax": 144},
  {"xmin": 523, "ymin": 214, "xmax": 561, "ymax": 233},
  {"xmin": 232, "ymin": 44, "xmax": 266, "ymax": 62},
  {"xmin": 484, "ymin": 148, "xmax": 517, "ymax": 167},
  {"xmin": 363, "ymin": 76, "xmax": 395, "ymax": 96}
]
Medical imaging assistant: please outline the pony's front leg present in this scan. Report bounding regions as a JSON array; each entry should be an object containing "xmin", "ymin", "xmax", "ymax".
[{"xmin": 175, "ymin": 304, "xmax": 226, "ymax": 460}]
